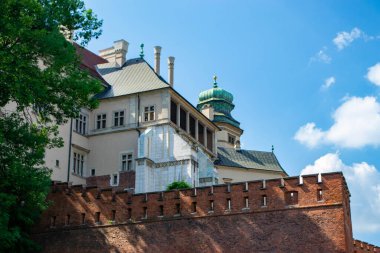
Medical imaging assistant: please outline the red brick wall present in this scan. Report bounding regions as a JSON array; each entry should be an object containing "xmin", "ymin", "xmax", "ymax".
[
  {"xmin": 85, "ymin": 171, "xmax": 135, "ymax": 189},
  {"xmin": 32, "ymin": 172, "xmax": 355, "ymax": 253},
  {"xmin": 353, "ymin": 240, "xmax": 380, "ymax": 253}
]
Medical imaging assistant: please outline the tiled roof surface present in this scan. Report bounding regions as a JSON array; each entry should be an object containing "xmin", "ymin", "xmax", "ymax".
[
  {"xmin": 215, "ymin": 147, "xmax": 286, "ymax": 174},
  {"xmin": 74, "ymin": 43, "xmax": 108, "ymax": 82},
  {"xmin": 95, "ymin": 58, "xmax": 169, "ymax": 99}
]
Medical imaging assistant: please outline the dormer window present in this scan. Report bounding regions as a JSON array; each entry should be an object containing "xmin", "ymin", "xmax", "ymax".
[
  {"xmin": 228, "ymin": 134, "xmax": 236, "ymax": 145},
  {"xmin": 144, "ymin": 106, "xmax": 155, "ymax": 121}
]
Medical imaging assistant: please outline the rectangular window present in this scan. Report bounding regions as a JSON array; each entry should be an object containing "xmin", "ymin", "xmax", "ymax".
[
  {"xmin": 170, "ymin": 100, "xmax": 177, "ymax": 124},
  {"xmin": 285, "ymin": 191, "xmax": 298, "ymax": 205},
  {"xmin": 112, "ymin": 174, "xmax": 118, "ymax": 185},
  {"xmin": 121, "ymin": 153, "xmax": 133, "ymax": 171},
  {"xmin": 81, "ymin": 213, "xmax": 85, "ymax": 225},
  {"xmin": 159, "ymin": 205, "xmax": 164, "ymax": 216},
  {"xmin": 91, "ymin": 169, "xmax": 95, "ymax": 176},
  {"xmin": 209, "ymin": 200, "xmax": 214, "ymax": 211},
  {"xmin": 227, "ymin": 198, "xmax": 231, "ymax": 210},
  {"xmin": 144, "ymin": 106, "xmax": 155, "ymax": 122},
  {"xmin": 317, "ymin": 189, "xmax": 323, "ymax": 201},
  {"xmin": 95, "ymin": 212, "xmax": 100, "ymax": 223},
  {"xmin": 143, "ymin": 207, "xmax": 148, "ymax": 219},
  {"xmin": 244, "ymin": 197, "xmax": 249, "ymax": 208},
  {"xmin": 228, "ymin": 134, "xmax": 236, "ymax": 145},
  {"xmin": 55, "ymin": 159, "xmax": 59, "ymax": 167},
  {"xmin": 176, "ymin": 203, "xmax": 181, "ymax": 215},
  {"xmin": 75, "ymin": 113, "xmax": 87, "ymax": 135},
  {"xmin": 180, "ymin": 107, "xmax": 187, "ymax": 131},
  {"xmin": 189, "ymin": 115, "xmax": 196, "ymax": 138},
  {"xmin": 191, "ymin": 202, "xmax": 197, "ymax": 213},
  {"xmin": 262, "ymin": 195, "xmax": 267, "ymax": 207},
  {"xmin": 127, "ymin": 208, "xmax": 132, "ymax": 219},
  {"xmin": 114, "ymin": 110, "xmax": 125, "ymax": 127},
  {"xmin": 198, "ymin": 123, "xmax": 204, "ymax": 145},
  {"xmin": 207, "ymin": 129, "xmax": 213, "ymax": 151},
  {"xmin": 73, "ymin": 152, "xmax": 84, "ymax": 176},
  {"xmin": 96, "ymin": 113, "xmax": 106, "ymax": 129},
  {"xmin": 112, "ymin": 210, "xmax": 116, "ymax": 221}
]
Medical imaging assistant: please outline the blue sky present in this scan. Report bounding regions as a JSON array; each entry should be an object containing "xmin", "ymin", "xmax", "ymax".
[{"xmin": 84, "ymin": 0, "xmax": 380, "ymax": 245}]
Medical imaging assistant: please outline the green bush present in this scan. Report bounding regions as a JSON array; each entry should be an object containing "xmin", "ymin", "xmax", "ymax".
[{"xmin": 166, "ymin": 181, "xmax": 192, "ymax": 191}]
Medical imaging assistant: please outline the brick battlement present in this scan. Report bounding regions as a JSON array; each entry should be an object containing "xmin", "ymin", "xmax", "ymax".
[
  {"xmin": 353, "ymin": 240, "xmax": 380, "ymax": 252},
  {"xmin": 34, "ymin": 172, "xmax": 348, "ymax": 232}
]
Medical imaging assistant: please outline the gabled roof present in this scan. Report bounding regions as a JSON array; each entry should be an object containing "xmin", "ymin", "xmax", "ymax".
[
  {"xmin": 95, "ymin": 58, "xmax": 170, "ymax": 99},
  {"xmin": 215, "ymin": 147, "xmax": 287, "ymax": 174}
]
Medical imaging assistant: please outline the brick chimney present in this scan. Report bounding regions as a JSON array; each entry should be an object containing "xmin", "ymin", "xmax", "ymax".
[
  {"xmin": 154, "ymin": 46, "xmax": 162, "ymax": 75},
  {"xmin": 168, "ymin": 56, "xmax": 175, "ymax": 86},
  {"xmin": 99, "ymin": 39, "xmax": 129, "ymax": 67}
]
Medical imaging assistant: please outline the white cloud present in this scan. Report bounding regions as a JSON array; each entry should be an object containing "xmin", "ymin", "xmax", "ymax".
[
  {"xmin": 366, "ymin": 63, "xmax": 380, "ymax": 87},
  {"xmin": 294, "ymin": 123, "xmax": 325, "ymax": 148},
  {"xmin": 333, "ymin": 27, "xmax": 362, "ymax": 50},
  {"xmin": 301, "ymin": 153, "xmax": 380, "ymax": 233},
  {"xmin": 294, "ymin": 96, "xmax": 380, "ymax": 148},
  {"xmin": 321, "ymin": 76, "xmax": 336, "ymax": 90},
  {"xmin": 310, "ymin": 47, "xmax": 332, "ymax": 64}
]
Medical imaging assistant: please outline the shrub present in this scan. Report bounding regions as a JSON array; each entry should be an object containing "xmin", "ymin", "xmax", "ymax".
[{"xmin": 166, "ymin": 181, "xmax": 192, "ymax": 191}]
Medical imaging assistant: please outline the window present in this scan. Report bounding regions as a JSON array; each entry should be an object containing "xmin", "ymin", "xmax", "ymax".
[
  {"xmin": 95, "ymin": 212, "xmax": 100, "ymax": 223},
  {"xmin": 175, "ymin": 203, "xmax": 181, "ymax": 215},
  {"xmin": 121, "ymin": 153, "xmax": 133, "ymax": 171},
  {"xmin": 144, "ymin": 106, "xmax": 155, "ymax": 122},
  {"xmin": 191, "ymin": 202, "xmax": 197, "ymax": 213},
  {"xmin": 227, "ymin": 198, "xmax": 231, "ymax": 210},
  {"xmin": 285, "ymin": 191, "xmax": 298, "ymax": 205},
  {"xmin": 143, "ymin": 207, "xmax": 148, "ymax": 219},
  {"xmin": 66, "ymin": 214, "xmax": 70, "ymax": 226},
  {"xmin": 180, "ymin": 107, "xmax": 187, "ymax": 131},
  {"xmin": 75, "ymin": 113, "xmax": 87, "ymax": 134},
  {"xmin": 198, "ymin": 123, "xmax": 204, "ymax": 145},
  {"xmin": 170, "ymin": 100, "xmax": 177, "ymax": 124},
  {"xmin": 207, "ymin": 129, "xmax": 213, "ymax": 151},
  {"xmin": 244, "ymin": 197, "xmax": 249, "ymax": 208},
  {"xmin": 317, "ymin": 189, "xmax": 323, "ymax": 201},
  {"xmin": 228, "ymin": 134, "xmax": 236, "ymax": 145},
  {"xmin": 209, "ymin": 200, "xmax": 214, "ymax": 211},
  {"xmin": 81, "ymin": 213, "xmax": 86, "ymax": 225},
  {"xmin": 159, "ymin": 205, "xmax": 164, "ymax": 216},
  {"xmin": 91, "ymin": 169, "xmax": 95, "ymax": 176},
  {"xmin": 189, "ymin": 115, "xmax": 196, "ymax": 138},
  {"xmin": 262, "ymin": 195, "xmax": 267, "ymax": 207},
  {"xmin": 112, "ymin": 210, "xmax": 116, "ymax": 222},
  {"xmin": 96, "ymin": 113, "xmax": 106, "ymax": 129},
  {"xmin": 127, "ymin": 208, "xmax": 132, "ymax": 219},
  {"xmin": 73, "ymin": 152, "xmax": 84, "ymax": 176},
  {"xmin": 55, "ymin": 160, "xmax": 60, "ymax": 167},
  {"xmin": 114, "ymin": 110, "xmax": 125, "ymax": 127},
  {"xmin": 111, "ymin": 174, "xmax": 118, "ymax": 186}
]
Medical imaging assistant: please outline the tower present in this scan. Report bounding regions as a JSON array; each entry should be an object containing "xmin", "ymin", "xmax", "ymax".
[{"xmin": 197, "ymin": 76, "xmax": 243, "ymax": 148}]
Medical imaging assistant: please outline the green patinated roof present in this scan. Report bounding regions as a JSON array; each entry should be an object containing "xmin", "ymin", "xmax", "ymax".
[
  {"xmin": 215, "ymin": 147, "xmax": 287, "ymax": 174},
  {"xmin": 197, "ymin": 80, "xmax": 241, "ymax": 129}
]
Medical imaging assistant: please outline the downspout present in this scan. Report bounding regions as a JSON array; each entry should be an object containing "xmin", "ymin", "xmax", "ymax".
[
  {"xmin": 66, "ymin": 118, "xmax": 73, "ymax": 183},
  {"xmin": 136, "ymin": 94, "xmax": 141, "ymax": 136}
]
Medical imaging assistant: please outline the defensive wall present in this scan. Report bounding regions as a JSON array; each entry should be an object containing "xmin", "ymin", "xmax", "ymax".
[{"xmin": 32, "ymin": 172, "xmax": 358, "ymax": 252}]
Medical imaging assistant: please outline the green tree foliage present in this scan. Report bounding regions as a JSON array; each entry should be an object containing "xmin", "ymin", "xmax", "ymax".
[
  {"xmin": 0, "ymin": 0, "xmax": 103, "ymax": 251},
  {"xmin": 166, "ymin": 181, "xmax": 192, "ymax": 191}
]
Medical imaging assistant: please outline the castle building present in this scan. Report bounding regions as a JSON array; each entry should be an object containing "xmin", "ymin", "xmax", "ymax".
[{"xmin": 31, "ymin": 39, "xmax": 286, "ymax": 193}]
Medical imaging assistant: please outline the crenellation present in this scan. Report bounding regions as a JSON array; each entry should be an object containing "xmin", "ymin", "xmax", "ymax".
[{"xmin": 34, "ymin": 172, "xmax": 348, "ymax": 233}]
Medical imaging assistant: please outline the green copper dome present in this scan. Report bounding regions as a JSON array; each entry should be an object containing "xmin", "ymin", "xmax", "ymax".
[{"xmin": 197, "ymin": 76, "xmax": 241, "ymax": 129}]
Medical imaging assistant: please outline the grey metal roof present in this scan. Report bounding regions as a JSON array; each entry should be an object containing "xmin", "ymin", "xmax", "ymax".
[
  {"xmin": 215, "ymin": 147, "xmax": 287, "ymax": 174},
  {"xmin": 95, "ymin": 58, "xmax": 169, "ymax": 99}
]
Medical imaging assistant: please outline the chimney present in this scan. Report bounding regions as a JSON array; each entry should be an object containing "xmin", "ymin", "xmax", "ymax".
[
  {"xmin": 154, "ymin": 46, "xmax": 162, "ymax": 74},
  {"xmin": 168, "ymin": 56, "xmax": 175, "ymax": 86},
  {"xmin": 234, "ymin": 140, "xmax": 241, "ymax": 150},
  {"xmin": 99, "ymin": 39, "xmax": 129, "ymax": 67}
]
